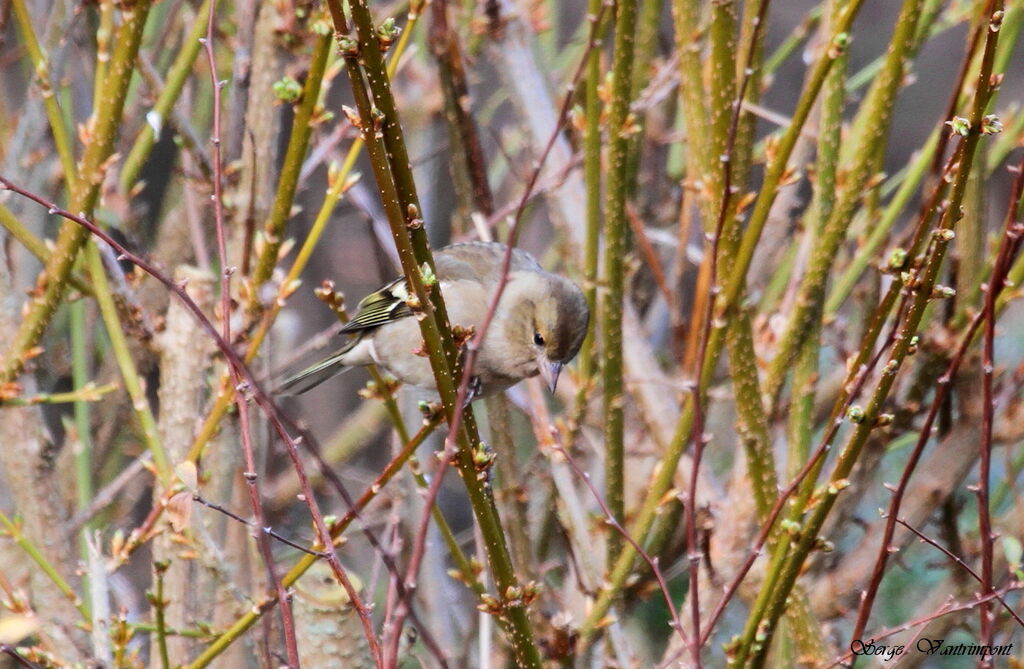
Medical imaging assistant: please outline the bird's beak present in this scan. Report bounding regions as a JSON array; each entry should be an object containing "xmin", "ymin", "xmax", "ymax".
[{"xmin": 539, "ymin": 361, "xmax": 563, "ymax": 392}]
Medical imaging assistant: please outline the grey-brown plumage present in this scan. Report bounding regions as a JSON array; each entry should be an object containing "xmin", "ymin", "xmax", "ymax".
[{"xmin": 279, "ymin": 242, "xmax": 590, "ymax": 397}]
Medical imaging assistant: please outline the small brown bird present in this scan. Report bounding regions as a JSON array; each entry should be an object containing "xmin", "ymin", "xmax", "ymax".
[{"xmin": 280, "ymin": 242, "xmax": 590, "ymax": 397}]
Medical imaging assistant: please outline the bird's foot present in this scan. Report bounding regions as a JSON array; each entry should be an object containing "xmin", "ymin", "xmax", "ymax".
[{"xmin": 463, "ymin": 376, "xmax": 484, "ymax": 406}]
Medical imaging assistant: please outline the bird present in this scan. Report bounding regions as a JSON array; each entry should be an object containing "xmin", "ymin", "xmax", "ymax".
[{"xmin": 278, "ymin": 241, "xmax": 590, "ymax": 398}]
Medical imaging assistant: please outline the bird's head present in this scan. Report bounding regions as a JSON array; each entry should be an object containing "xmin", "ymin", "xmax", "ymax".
[{"xmin": 502, "ymin": 271, "xmax": 590, "ymax": 391}]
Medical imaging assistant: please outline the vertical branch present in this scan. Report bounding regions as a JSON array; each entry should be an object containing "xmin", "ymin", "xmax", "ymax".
[
  {"xmin": 152, "ymin": 561, "xmax": 171, "ymax": 669},
  {"xmin": 577, "ymin": 0, "xmax": 867, "ymax": 646},
  {"xmin": 85, "ymin": 244, "xmax": 171, "ymax": 481},
  {"xmin": 326, "ymin": 1, "xmax": 544, "ymax": 664},
  {"xmin": 682, "ymin": 2, "xmax": 771, "ymax": 663},
  {"xmin": 200, "ymin": 3, "xmax": 301, "ymax": 665},
  {"xmin": 574, "ymin": 0, "xmax": 605, "ymax": 414},
  {"xmin": 120, "ymin": 0, "xmax": 213, "ymax": 194},
  {"xmin": 250, "ymin": 29, "xmax": 333, "ymax": 288},
  {"xmin": 673, "ymin": 0, "xmax": 714, "ymax": 370},
  {"xmin": 154, "ymin": 266, "xmax": 215, "ymax": 661},
  {"xmin": 739, "ymin": 5, "xmax": 1005, "ymax": 662},
  {"xmin": 601, "ymin": 0, "xmax": 638, "ymax": 565},
  {"xmin": 975, "ymin": 122, "xmax": 1009, "ymax": 669},
  {"xmin": 69, "ymin": 300, "xmax": 95, "ymax": 542},
  {"xmin": 429, "ymin": 0, "xmax": 495, "ymax": 221},
  {"xmin": 622, "ymin": 0, "xmax": 663, "ymax": 196},
  {"xmin": 787, "ymin": 0, "xmax": 846, "ymax": 476},
  {"xmin": 9, "ymin": 0, "xmax": 77, "ymax": 183}
]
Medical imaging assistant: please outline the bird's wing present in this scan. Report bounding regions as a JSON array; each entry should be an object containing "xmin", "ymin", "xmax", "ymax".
[
  {"xmin": 276, "ymin": 343, "xmax": 360, "ymax": 395},
  {"xmin": 340, "ymin": 249, "xmax": 484, "ymax": 334},
  {"xmin": 339, "ymin": 277, "xmax": 415, "ymax": 333}
]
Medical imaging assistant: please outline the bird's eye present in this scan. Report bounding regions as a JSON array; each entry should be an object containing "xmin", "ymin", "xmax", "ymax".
[{"xmin": 533, "ymin": 331, "xmax": 545, "ymax": 346}]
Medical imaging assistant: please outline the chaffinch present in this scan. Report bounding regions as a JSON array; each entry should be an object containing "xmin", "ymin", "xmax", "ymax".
[{"xmin": 280, "ymin": 241, "xmax": 590, "ymax": 397}]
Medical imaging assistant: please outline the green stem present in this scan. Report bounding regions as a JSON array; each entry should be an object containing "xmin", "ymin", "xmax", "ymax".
[
  {"xmin": 1, "ymin": 382, "xmax": 117, "ymax": 406},
  {"xmin": 10, "ymin": 0, "xmax": 77, "ymax": 184},
  {"xmin": 0, "ymin": 204, "xmax": 92, "ymax": 295},
  {"xmin": 153, "ymin": 562, "xmax": 171, "ymax": 669},
  {"xmin": 601, "ymin": 0, "xmax": 638, "ymax": 567},
  {"xmin": 736, "ymin": 5, "xmax": 1003, "ymax": 662},
  {"xmin": 622, "ymin": 0, "xmax": 663, "ymax": 196},
  {"xmin": 574, "ymin": 0, "xmax": 605, "ymax": 416},
  {"xmin": 707, "ymin": 0, "xmax": 737, "ymax": 204},
  {"xmin": 326, "ymin": 1, "xmax": 542, "ymax": 663},
  {"xmin": 844, "ymin": 0, "xmax": 946, "ymax": 97},
  {"xmin": 0, "ymin": 511, "xmax": 91, "ymax": 620},
  {"xmin": 119, "ymin": 0, "xmax": 212, "ymax": 194},
  {"xmin": 250, "ymin": 30, "xmax": 332, "ymax": 289},
  {"xmin": 70, "ymin": 297, "xmax": 94, "ymax": 606},
  {"xmin": 93, "ymin": 0, "xmax": 115, "ymax": 117},
  {"xmin": 84, "ymin": 242, "xmax": 171, "ymax": 483},
  {"xmin": 823, "ymin": 128, "xmax": 940, "ymax": 316},
  {"xmin": 761, "ymin": 0, "xmax": 923, "ymax": 411},
  {"xmin": 578, "ymin": 0, "xmax": 867, "ymax": 645},
  {"xmin": 761, "ymin": 7, "xmax": 821, "ymax": 80},
  {"xmin": 788, "ymin": 0, "xmax": 845, "ymax": 471},
  {"xmin": 672, "ymin": 0, "xmax": 713, "ymax": 218}
]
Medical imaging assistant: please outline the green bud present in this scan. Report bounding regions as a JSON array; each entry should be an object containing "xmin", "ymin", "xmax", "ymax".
[
  {"xmin": 981, "ymin": 114, "xmax": 1003, "ymax": 135},
  {"xmin": 946, "ymin": 116, "xmax": 971, "ymax": 137},
  {"xmin": 420, "ymin": 262, "xmax": 437, "ymax": 286},
  {"xmin": 272, "ymin": 76, "xmax": 302, "ymax": 103},
  {"xmin": 376, "ymin": 17, "xmax": 401, "ymax": 51},
  {"xmin": 887, "ymin": 247, "xmax": 908, "ymax": 271}
]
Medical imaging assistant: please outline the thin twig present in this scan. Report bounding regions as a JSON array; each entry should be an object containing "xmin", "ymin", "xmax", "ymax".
[
  {"xmin": 199, "ymin": 4, "xmax": 300, "ymax": 663},
  {"xmin": 821, "ymin": 585, "xmax": 1023, "ymax": 669},
  {"xmin": 192, "ymin": 494, "xmax": 327, "ymax": 558},
  {"xmin": 0, "ymin": 646, "xmax": 40, "ymax": 669},
  {"xmin": 552, "ymin": 438, "xmax": 688, "ymax": 648},
  {"xmin": 848, "ymin": 1, "xmax": 1010, "ymax": 644},
  {"xmin": 892, "ymin": 517, "xmax": 1024, "ymax": 628},
  {"xmin": 683, "ymin": 2, "xmax": 770, "ymax": 661},
  {"xmin": 68, "ymin": 455, "xmax": 151, "ymax": 533}
]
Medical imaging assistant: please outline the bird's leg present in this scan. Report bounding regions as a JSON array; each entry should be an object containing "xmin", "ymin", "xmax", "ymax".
[{"xmin": 463, "ymin": 376, "xmax": 484, "ymax": 406}]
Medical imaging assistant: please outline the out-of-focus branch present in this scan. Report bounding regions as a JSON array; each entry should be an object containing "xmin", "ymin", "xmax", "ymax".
[{"xmin": 0, "ymin": 0, "xmax": 152, "ymax": 385}]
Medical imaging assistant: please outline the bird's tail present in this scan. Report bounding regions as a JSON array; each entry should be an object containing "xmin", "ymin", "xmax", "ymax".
[{"xmin": 275, "ymin": 337, "xmax": 361, "ymax": 396}]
